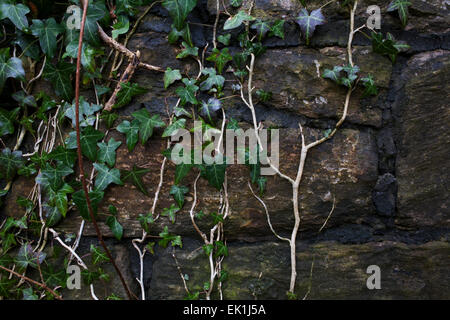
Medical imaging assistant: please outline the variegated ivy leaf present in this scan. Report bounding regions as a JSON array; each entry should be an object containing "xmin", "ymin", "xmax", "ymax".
[
  {"xmin": 387, "ymin": 0, "xmax": 411, "ymax": 27},
  {"xmin": 296, "ymin": 8, "xmax": 326, "ymax": 45}
]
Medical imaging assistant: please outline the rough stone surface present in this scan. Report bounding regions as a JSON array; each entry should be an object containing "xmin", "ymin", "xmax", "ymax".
[{"xmin": 394, "ymin": 50, "xmax": 450, "ymax": 229}]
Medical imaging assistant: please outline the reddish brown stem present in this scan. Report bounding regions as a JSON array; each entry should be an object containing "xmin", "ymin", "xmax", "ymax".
[
  {"xmin": 0, "ymin": 265, "xmax": 63, "ymax": 300},
  {"xmin": 75, "ymin": 0, "xmax": 136, "ymax": 300}
]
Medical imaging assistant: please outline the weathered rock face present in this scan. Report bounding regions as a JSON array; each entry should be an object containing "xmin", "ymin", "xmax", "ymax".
[
  {"xmin": 2, "ymin": 0, "xmax": 450, "ymax": 299},
  {"xmin": 394, "ymin": 50, "xmax": 450, "ymax": 229}
]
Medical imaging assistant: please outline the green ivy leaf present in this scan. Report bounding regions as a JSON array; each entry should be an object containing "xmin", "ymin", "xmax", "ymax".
[
  {"xmin": 15, "ymin": 30, "xmax": 40, "ymax": 60},
  {"xmin": 322, "ymin": 66, "xmax": 343, "ymax": 82},
  {"xmin": 162, "ymin": 0, "xmax": 197, "ymax": 30},
  {"xmin": 371, "ymin": 32, "xmax": 409, "ymax": 63},
  {"xmin": 161, "ymin": 204, "xmax": 180, "ymax": 224},
  {"xmin": 84, "ymin": 1, "xmax": 106, "ymax": 46},
  {"xmin": 12, "ymin": 91, "xmax": 37, "ymax": 108},
  {"xmin": 132, "ymin": 109, "xmax": 165, "ymax": 144},
  {"xmin": 170, "ymin": 184, "xmax": 189, "ymax": 208},
  {"xmin": 48, "ymin": 146, "xmax": 77, "ymax": 167},
  {"xmin": 97, "ymin": 138, "xmax": 122, "ymax": 167},
  {"xmin": 43, "ymin": 204, "xmax": 62, "ymax": 227},
  {"xmin": 112, "ymin": 15, "xmax": 130, "ymax": 39},
  {"xmin": 116, "ymin": 119, "xmax": 140, "ymax": 151},
  {"xmin": 48, "ymin": 183, "xmax": 74, "ymax": 218},
  {"xmin": 217, "ymin": 34, "xmax": 231, "ymax": 46},
  {"xmin": 0, "ymin": 3, "xmax": 30, "ymax": 31},
  {"xmin": 203, "ymin": 244, "xmax": 213, "ymax": 256},
  {"xmin": 138, "ymin": 213, "xmax": 154, "ymax": 233},
  {"xmin": 224, "ymin": 10, "xmax": 255, "ymax": 30},
  {"xmin": 0, "ymin": 48, "xmax": 25, "ymax": 94},
  {"xmin": 230, "ymin": 0, "xmax": 243, "ymax": 7},
  {"xmin": 200, "ymin": 68, "xmax": 225, "ymax": 91},
  {"xmin": 100, "ymin": 111, "xmax": 118, "ymax": 129},
  {"xmin": 90, "ymin": 245, "xmax": 110, "ymax": 265},
  {"xmin": 36, "ymin": 163, "xmax": 73, "ymax": 192},
  {"xmin": 43, "ymin": 61, "xmax": 76, "ymax": 101},
  {"xmin": 0, "ymin": 148, "xmax": 24, "ymax": 181},
  {"xmin": 175, "ymin": 162, "xmax": 193, "ymax": 184},
  {"xmin": 176, "ymin": 78, "xmax": 199, "ymax": 105},
  {"xmin": 296, "ymin": 8, "xmax": 326, "ymax": 45},
  {"xmin": 361, "ymin": 75, "xmax": 378, "ymax": 97},
  {"xmin": 30, "ymin": 18, "xmax": 64, "ymax": 57},
  {"xmin": 106, "ymin": 216, "xmax": 123, "ymax": 240},
  {"xmin": 387, "ymin": 0, "xmax": 411, "ymax": 27},
  {"xmin": 72, "ymin": 189, "xmax": 104, "ymax": 221},
  {"xmin": 269, "ymin": 19, "xmax": 285, "ymax": 39},
  {"xmin": 158, "ymin": 226, "xmax": 182, "ymax": 248},
  {"xmin": 251, "ymin": 20, "xmax": 271, "ymax": 41},
  {"xmin": 121, "ymin": 165, "xmax": 150, "ymax": 196},
  {"xmin": 206, "ymin": 48, "xmax": 232, "ymax": 74},
  {"xmin": 164, "ymin": 67, "xmax": 182, "ymax": 89},
  {"xmin": 176, "ymin": 41, "xmax": 198, "ymax": 59},
  {"xmin": 214, "ymin": 240, "xmax": 228, "ymax": 257},
  {"xmin": 63, "ymin": 41, "xmax": 97, "ymax": 72},
  {"xmin": 227, "ymin": 117, "xmax": 240, "ymax": 131},
  {"xmin": 114, "ymin": 82, "xmax": 147, "ymax": 109},
  {"xmin": 93, "ymin": 163, "xmax": 123, "ymax": 191},
  {"xmin": 66, "ymin": 126, "xmax": 104, "ymax": 161},
  {"xmin": 162, "ymin": 117, "xmax": 186, "ymax": 137},
  {"xmin": 0, "ymin": 107, "xmax": 20, "ymax": 136},
  {"xmin": 202, "ymin": 159, "xmax": 227, "ymax": 190},
  {"xmin": 22, "ymin": 288, "xmax": 38, "ymax": 300}
]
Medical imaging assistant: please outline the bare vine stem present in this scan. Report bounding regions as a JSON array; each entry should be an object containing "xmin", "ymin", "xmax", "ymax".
[{"xmin": 242, "ymin": 0, "xmax": 359, "ymax": 295}]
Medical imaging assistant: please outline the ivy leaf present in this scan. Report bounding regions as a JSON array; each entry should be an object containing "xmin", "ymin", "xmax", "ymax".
[
  {"xmin": 371, "ymin": 32, "xmax": 408, "ymax": 63},
  {"xmin": 387, "ymin": 0, "xmax": 411, "ymax": 27},
  {"xmin": 0, "ymin": 107, "xmax": 20, "ymax": 136},
  {"xmin": 66, "ymin": 126, "xmax": 104, "ymax": 161},
  {"xmin": 0, "ymin": 3, "xmax": 30, "ymax": 31},
  {"xmin": 0, "ymin": 148, "xmax": 24, "ymax": 181},
  {"xmin": 158, "ymin": 226, "xmax": 182, "ymax": 248},
  {"xmin": 170, "ymin": 185, "xmax": 189, "ymax": 208},
  {"xmin": 43, "ymin": 61, "xmax": 76, "ymax": 101},
  {"xmin": 48, "ymin": 183, "xmax": 74, "ymax": 218},
  {"xmin": 101, "ymin": 111, "xmax": 118, "ymax": 129},
  {"xmin": 224, "ymin": 10, "xmax": 255, "ymax": 30},
  {"xmin": 93, "ymin": 163, "xmax": 123, "ymax": 191},
  {"xmin": 64, "ymin": 96, "xmax": 102, "ymax": 128},
  {"xmin": 175, "ymin": 162, "xmax": 193, "ymax": 184},
  {"xmin": 210, "ymin": 212, "xmax": 224, "ymax": 225},
  {"xmin": 217, "ymin": 34, "xmax": 231, "ymax": 46},
  {"xmin": 251, "ymin": 20, "xmax": 271, "ymax": 41},
  {"xmin": 90, "ymin": 245, "xmax": 110, "ymax": 265},
  {"xmin": 121, "ymin": 165, "xmax": 150, "ymax": 196},
  {"xmin": 200, "ymin": 68, "xmax": 225, "ymax": 91},
  {"xmin": 48, "ymin": 146, "xmax": 77, "ymax": 166},
  {"xmin": 361, "ymin": 75, "xmax": 378, "ymax": 97},
  {"xmin": 132, "ymin": 109, "xmax": 165, "ymax": 144},
  {"xmin": 106, "ymin": 216, "xmax": 123, "ymax": 240},
  {"xmin": 97, "ymin": 138, "xmax": 122, "ymax": 167},
  {"xmin": 203, "ymin": 244, "xmax": 213, "ymax": 256},
  {"xmin": 161, "ymin": 204, "xmax": 180, "ymax": 224},
  {"xmin": 36, "ymin": 163, "xmax": 73, "ymax": 192},
  {"xmin": 116, "ymin": 119, "xmax": 140, "ymax": 151},
  {"xmin": 15, "ymin": 30, "xmax": 40, "ymax": 60},
  {"xmin": 72, "ymin": 189, "xmax": 104, "ymax": 221},
  {"xmin": 176, "ymin": 78, "xmax": 199, "ymax": 105},
  {"xmin": 322, "ymin": 66, "xmax": 343, "ymax": 82},
  {"xmin": 164, "ymin": 67, "xmax": 182, "ymax": 89},
  {"xmin": 214, "ymin": 241, "xmax": 228, "ymax": 257},
  {"xmin": 199, "ymin": 98, "xmax": 221, "ymax": 123},
  {"xmin": 63, "ymin": 41, "xmax": 97, "ymax": 72},
  {"xmin": 230, "ymin": 0, "xmax": 243, "ymax": 7},
  {"xmin": 84, "ymin": 1, "xmax": 106, "ymax": 46},
  {"xmin": 176, "ymin": 41, "xmax": 198, "ymax": 59},
  {"xmin": 162, "ymin": 117, "xmax": 186, "ymax": 138},
  {"xmin": 42, "ymin": 265, "xmax": 67, "ymax": 288},
  {"xmin": 162, "ymin": 0, "xmax": 197, "ymax": 30},
  {"xmin": 12, "ymin": 91, "xmax": 37, "ymax": 108},
  {"xmin": 138, "ymin": 213, "xmax": 154, "ymax": 233},
  {"xmin": 114, "ymin": 82, "xmax": 147, "ymax": 109},
  {"xmin": 256, "ymin": 89, "xmax": 272, "ymax": 102},
  {"xmin": 43, "ymin": 204, "xmax": 62, "ymax": 227},
  {"xmin": 22, "ymin": 288, "xmax": 38, "ymax": 300},
  {"xmin": 0, "ymin": 48, "xmax": 25, "ymax": 94},
  {"xmin": 269, "ymin": 19, "xmax": 285, "ymax": 39},
  {"xmin": 16, "ymin": 244, "xmax": 46, "ymax": 269},
  {"xmin": 202, "ymin": 159, "xmax": 227, "ymax": 190},
  {"xmin": 296, "ymin": 8, "xmax": 326, "ymax": 45},
  {"xmin": 30, "ymin": 18, "xmax": 64, "ymax": 57},
  {"xmin": 206, "ymin": 48, "xmax": 232, "ymax": 74},
  {"xmin": 227, "ymin": 117, "xmax": 240, "ymax": 131},
  {"xmin": 112, "ymin": 15, "xmax": 130, "ymax": 39}
]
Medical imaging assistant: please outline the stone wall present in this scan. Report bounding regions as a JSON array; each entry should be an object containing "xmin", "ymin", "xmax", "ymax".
[{"xmin": 2, "ymin": 0, "xmax": 450, "ymax": 299}]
